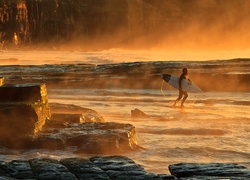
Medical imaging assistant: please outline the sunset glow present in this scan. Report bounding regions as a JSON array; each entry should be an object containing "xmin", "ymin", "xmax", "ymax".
[{"xmin": 0, "ymin": 1, "xmax": 249, "ymax": 177}]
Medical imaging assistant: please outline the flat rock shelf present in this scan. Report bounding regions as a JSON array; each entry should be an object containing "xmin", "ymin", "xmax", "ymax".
[{"xmin": 0, "ymin": 156, "xmax": 249, "ymax": 179}]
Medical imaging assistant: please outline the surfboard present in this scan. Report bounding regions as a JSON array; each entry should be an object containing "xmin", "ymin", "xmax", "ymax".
[{"xmin": 162, "ymin": 74, "xmax": 202, "ymax": 93}]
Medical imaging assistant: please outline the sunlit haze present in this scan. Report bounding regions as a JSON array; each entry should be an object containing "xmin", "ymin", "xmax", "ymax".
[
  {"xmin": 1, "ymin": 0, "xmax": 250, "ymax": 65},
  {"xmin": 1, "ymin": 49, "xmax": 250, "ymax": 65}
]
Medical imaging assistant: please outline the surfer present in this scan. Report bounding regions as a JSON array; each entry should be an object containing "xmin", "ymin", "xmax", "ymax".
[{"xmin": 173, "ymin": 68, "xmax": 190, "ymax": 107}]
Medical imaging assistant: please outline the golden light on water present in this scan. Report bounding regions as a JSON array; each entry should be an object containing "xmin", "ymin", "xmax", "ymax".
[{"xmin": 1, "ymin": 48, "xmax": 250, "ymax": 66}]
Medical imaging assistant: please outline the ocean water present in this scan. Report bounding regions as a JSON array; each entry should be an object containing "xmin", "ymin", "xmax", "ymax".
[
  {"xmin": 0, "ymin": 50, "xmax": 249, "ymax": 174},
  {"xmin": 48, "ymin": 88, "xmax": 250, "ymax": 174}
]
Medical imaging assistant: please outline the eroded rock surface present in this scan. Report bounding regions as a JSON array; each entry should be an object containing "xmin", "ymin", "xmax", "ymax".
[
  {"xmin": 29, "ymin": 158, "xmax": 77, "ymax": 180},
  {"xmin": 0, "ymin": 157, "xmax": 249, "ymax": 179},
  {"xmin": 0, "ymin": 156, "xmax": 178, "ymax": 180},
  {"xmin": 0, "ymin": 83, "xmax": 50, "ymax": 133},
  {"xmin": 0, "ymin": 83, "xmax": 137, "ymax": 153},
  {"xmin": 35, "ymin": 122, "xmax": 138, "ymax": 154},
  {"xmin": 49, "ymin": 103, "xmax": 105, "ymax": 123},
  {"xmin": 169, "ymin": 163, "xmax": 250, "ymax": 179},
  {"xmin": 33, "ymin": 102, "xmax": 137, "ymax": 154},
  {"xmin": 0, "ymin": 83, "xmax": 50, "ymax": 148}
]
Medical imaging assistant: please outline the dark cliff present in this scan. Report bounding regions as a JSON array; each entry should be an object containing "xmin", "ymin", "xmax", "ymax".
[
  {"xmin": 1, "ymin": 0, "xmax": 250, "ymax": 50},
  {"xmin": 0, "ymin": 0, "xmax": 161, "ymax": 49}
]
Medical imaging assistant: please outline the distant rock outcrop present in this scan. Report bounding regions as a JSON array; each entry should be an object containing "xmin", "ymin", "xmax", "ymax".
[{"xmin": 1, "ymin": 62, "xmax": 249, "ymax": 92}]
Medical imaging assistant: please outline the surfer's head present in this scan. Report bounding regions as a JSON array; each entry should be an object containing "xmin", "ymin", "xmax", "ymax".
[{"xmin": 182, "ymin": 68, "xmax": 188, "ymax": 75}]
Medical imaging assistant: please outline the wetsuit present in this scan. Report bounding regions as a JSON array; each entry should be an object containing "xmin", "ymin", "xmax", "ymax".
[{"xmin": 175, "ymin": 73, "xmax": 188, "ymax": 106}]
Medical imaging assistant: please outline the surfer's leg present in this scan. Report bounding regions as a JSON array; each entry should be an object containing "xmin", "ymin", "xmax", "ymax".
[
  {"xmin": 174, "ymin": 91, "xmax": 183, "ymax": 106},
  {"xmin": 181, "ymin": 92, "xmax": 188, "ymax": 107}
]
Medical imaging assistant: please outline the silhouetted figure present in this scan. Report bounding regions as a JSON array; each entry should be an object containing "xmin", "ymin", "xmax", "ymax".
[{"xmin": 174, "ymin": 68, "xmax": 190, "ymax": 107}]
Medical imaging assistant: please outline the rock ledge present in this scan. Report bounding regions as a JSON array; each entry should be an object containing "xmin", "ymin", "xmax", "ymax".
[{"xmin": 0, "ymin": 157, "xmax": 249, "ymax": 179}]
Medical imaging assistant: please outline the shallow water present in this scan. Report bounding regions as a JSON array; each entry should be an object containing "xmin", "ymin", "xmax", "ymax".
[
  {"xmin": 0, "ymin": 50, "xmax": 249, "ymax": 174},
  {"xmin": 48, "ymin": 88, "xmax": 250, "ymax": 174}
]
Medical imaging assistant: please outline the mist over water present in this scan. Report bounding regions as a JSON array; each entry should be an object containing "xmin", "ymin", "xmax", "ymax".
[{"xmin": 2, "ymin": 49, "xmax": 250, "ymax": 64}]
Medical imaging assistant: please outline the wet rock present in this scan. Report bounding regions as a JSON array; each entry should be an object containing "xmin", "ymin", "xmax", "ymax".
[
  {"xmin": 29, "ymin": 158, "xmax": 77, "ymax": 180},
  {"xmin": 49, "ymin": 103, "xmax": 105, "ymax": 122},
  {"xmin": 169, "ymin": 163, "xmax": 250, "ymax": 179},
  {"xmin": 44, "ymin": 103, "xmax": 105, "ymax": 130},
  {"xmin": 0, "ymin": 83, "xmax": 50, "ymax": 148},
  {"xmin": 0, "ymin": 160, "xmax": 35, "ymax": 179},
  {"xmin": 42, "ymin": 119, "xmax": 68, "ymax": 130},
  {"xmin": 35, "ymin": 122, "xmax": 138, "ymax": 154},
  {"xmin": 0, "ymin": 104, "xmax": 40, "ymax": 148},
  {"xmin": 50, "ymin": 113, "xmax": 84, "ymax": 124},
  {"xmin": 131, "ymin": 108, "xmax": 149, "ymax": 118},
  {"xmin": 0, "ymin": 83, "xmax": 48, "ymax": 103},
  {"xmin": 179, "ymin": 176, "xmax": 246, "ymax": 180},
  {"xmin": 0, "ymin": 161, "xmax": 11, "ymax": 178},
  {"xmin": 158, "ymin": 174, "xmax": 178, "ymax": 180},
  {"xmin": 0, "ymin": 157, "xmax": 249, "ymax": 179},
  {"xmin": 0, "ymin": 83, "xmax": 50, "ymax": 133},
  {"xmin": 90, "ymin": 156, "xmax": 144, "ymax": 171},
  {"xmin": 50, "ymin": 112, "xmax": 103, "ymax": 124},
  {"xmin": 0, "ymin": 156, "xmax": 177, "ymax": 179},
  {"xmin": 90, "ymin": 156, "xmax": 163, "ymax": 180},
  {"xmin": 60, "ymin": 158, "xmax": 109, "ymax": 180}
]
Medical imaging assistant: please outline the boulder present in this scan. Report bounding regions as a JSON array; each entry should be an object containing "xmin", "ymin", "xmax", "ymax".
[
  {"xmin": 169, "ymin": 163, "xmax": 250, "ymax": 179},
  {"xmin": 0, "ymin": 161, "xmax": 11, "ymax": 178},
  {"xmin": 131, "ymin": 108, "xmax": 149, "ymax": 118},
  {"xmin": 0, "ymin": 83, "xmax": 48, "ymax": 103},
  {"xmin": 36, "ymin": 104, "xmax": 138, "ymax": 154},
  {"xmin": 0, "ymin": 83, "xmax": 50, "ymax": 148},
  {"xmin": 43, "ymin": 103, "xmax": 105, "ymax": 130},
  {"xmin": 60, "ymin": 158, "xmax": 109, "ymax": 180},
  {"xmin": 0, "ymin": 83, "xmax": 50, "ymax": 134},
  {"xmin": 29, "ymin": 158, "xmax": 77, "ymax": 180},
  {"xmin": 90, "ymin": 156, "xmax": 163, "ymax": 179},
  {"xmin": 50, "ymin": 112, "xmax": 104, "ymax": 124},
  {"xmin": 49, "ymin": 103, "xmax": 105, "ymax": 122},
  {"xmin": 0, "ymin": 160, "xmax": 35, "ymax": 179},
  {"xmin": 35, "ymin": 122, "xmax": 139, "ymax": 154},
  {"xmin": 50, "ymin": 113, "xmax": 85, "ymax": 124},
  {"xmin": 0, "ymin": 104, "xmax": 38, "ymax": 148}
]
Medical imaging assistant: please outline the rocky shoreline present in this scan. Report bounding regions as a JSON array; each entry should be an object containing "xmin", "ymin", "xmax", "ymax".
[
  {"xmin": 0, "ymin": 73, "xmax": 249, "ymax": 179},
  {"xmin": 0, "ymin": 156, "xmax": 249, "ymax": 179},
  {"xmin": 0, "ymin": 60, "xmax": 249, "ymax": 92}
]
